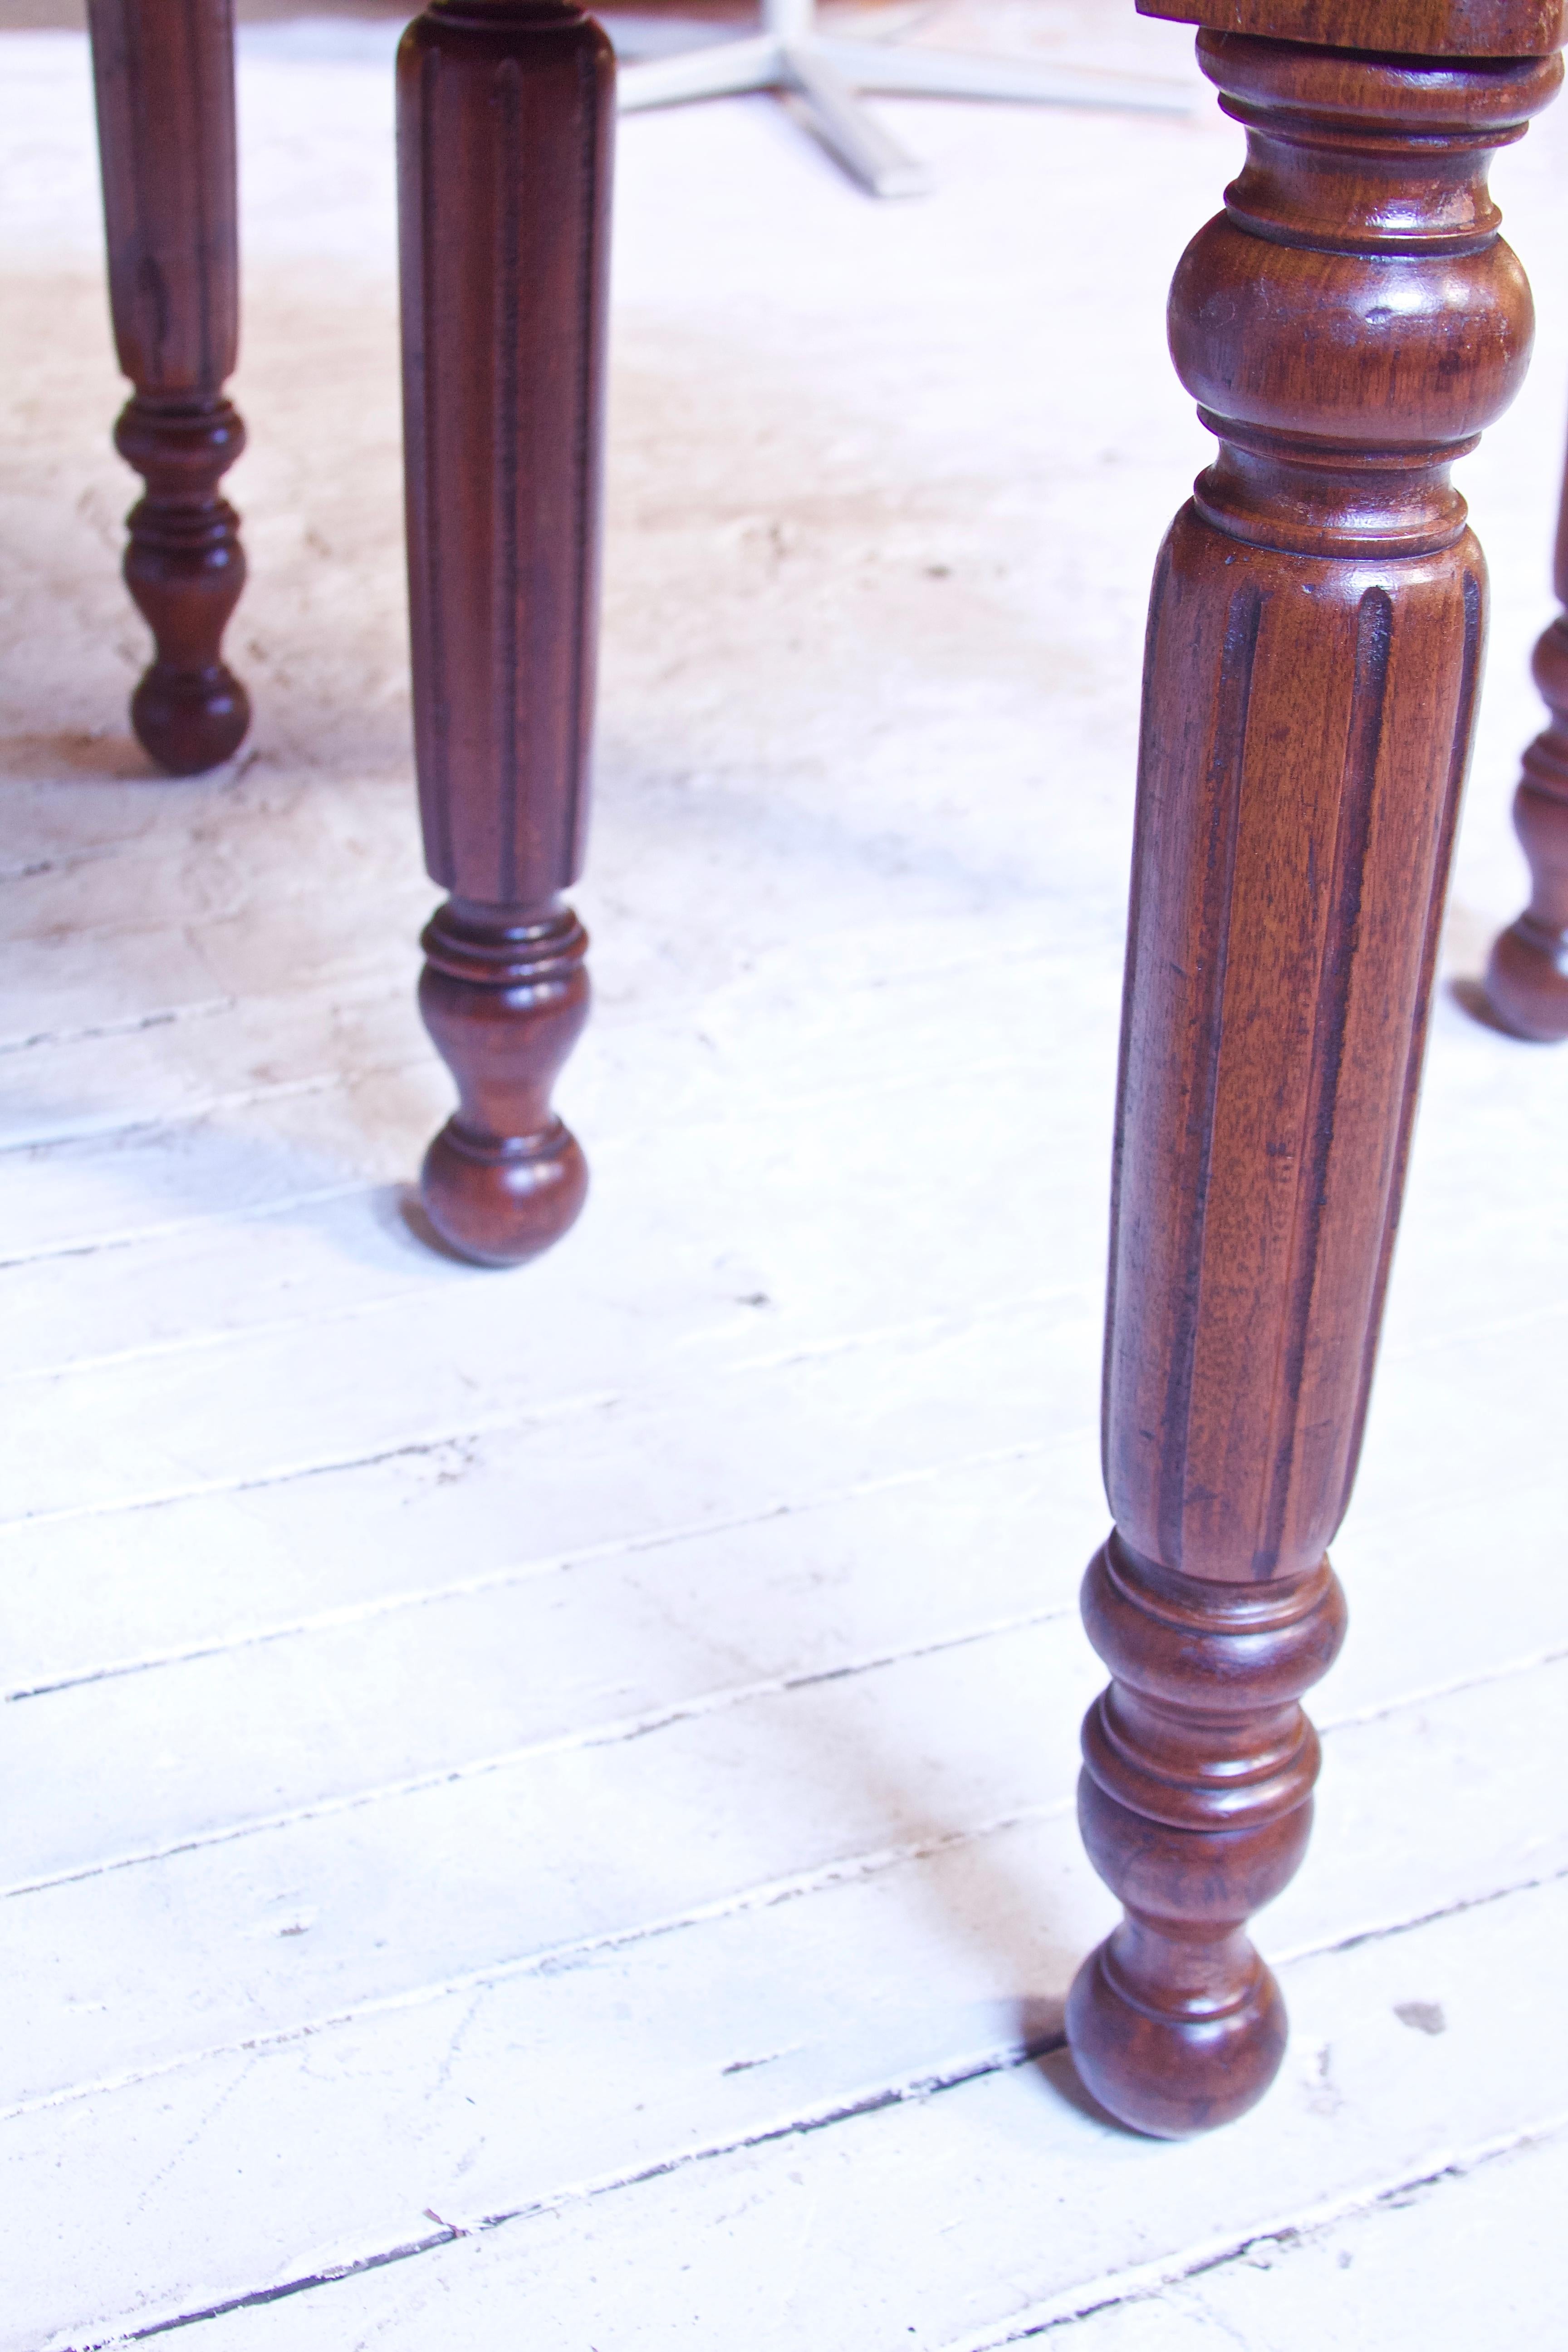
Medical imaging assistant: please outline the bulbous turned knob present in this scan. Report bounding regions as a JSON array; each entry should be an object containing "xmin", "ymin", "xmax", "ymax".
[
  {"xmin": 130, "ymin": 663, "xmax": 250, "ymax": 777},
  {"xmin": 1163, "ymin": 37, "xmax": 1559, "ymax": 565}
]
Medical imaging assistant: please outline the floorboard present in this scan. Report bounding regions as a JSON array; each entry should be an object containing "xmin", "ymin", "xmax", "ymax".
[
  {"xmin": 3, "ymin": 4, "xmax": 1566, "ymax": 2346},
  {"xmin": 67, "ymin": 1884, "xmax": 1565, "ymax": 2352}
]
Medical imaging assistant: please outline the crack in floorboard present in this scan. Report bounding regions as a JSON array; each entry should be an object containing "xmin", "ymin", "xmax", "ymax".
[
  {"xmin": 54, "ymin": 2032, "xmax": 1073, "ymax": 2352},
  {"xmin": 5, "ymin": 1437, "xmax": 1053, "ymax": 1702},
  {"xmin": 51, "ymin": 2063, "xmax": 1568, "ymax": 2350},
  {"xmin": 11, "ymin": 1837, "xmax": 1564, "ymax": 2136},
  {"xmin": 1, "ymin": 1601, "xmax": 1071, "ymax": 1899},
  {"xmin": 0, "ymin": 1388, "xmax": 622, "ymax": 1538},
  {"xmin": 933, "ymin": 2110, "xmax": 1568, "ymax": 2347},
  {"xmin": 0, "ymin": 1181, "xmax": 371, "ymax": 1276},
  {"xmin": 3, "ymin": 1799, "xmax": 1071, "ymax": 2124}
]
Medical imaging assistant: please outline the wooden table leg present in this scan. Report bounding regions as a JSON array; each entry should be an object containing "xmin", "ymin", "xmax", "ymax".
[
  {"xmin": 87, "ymin": 0, "xmax": 249, "ymax": 776},
  {"xmin": 1485, "ymin": 418, "xmax": 1568, "ymax": 1039},
  {"xmin": 397, "ymin": 0, "xmax": 613, "ymax": 1268},
  {"xmin": 1065, "ymin": 13, "xmax": 1562, "ymax": 2137}
]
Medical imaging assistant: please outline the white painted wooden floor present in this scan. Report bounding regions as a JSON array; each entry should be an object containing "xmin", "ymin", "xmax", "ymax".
[{"xmin": 3, "ymin": 5, "xmax": 1567, "ymax": 2345}]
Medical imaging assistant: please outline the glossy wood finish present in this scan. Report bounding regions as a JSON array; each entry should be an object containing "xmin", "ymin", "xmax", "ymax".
[
  {"xmin": 1484, "ymin": 427, "xmax": 1568, "ymax": 1038},
  {"xmin": 1066, "ymin": 16, "xmax": 1561, "ymax": 2137},
  {"xmin": 87, "ymin": 0, "xmax": 250, "ymax": 776},
  {"xmin": 1139, "ymin": 0, "xmax": 1566, "ymax": 55},
  {"xmin": 398, "ymin": 0, "xmax": 613, "ymax": 1266}
]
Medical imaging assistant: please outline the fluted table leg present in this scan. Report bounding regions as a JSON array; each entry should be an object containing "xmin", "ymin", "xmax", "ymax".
[
  {"xmin": 398, "ymin": 0, "xmax": 613, "ymax": 1267},
  {"xmin": 1066, "ymin": 21, "xmax": 1562, "ymax": 2137},
  {"xmin": 1485, "ymin": 421, "xmax": 1568, "ymax": 1039},
  {"xmin": 87, "ymin": 0, "xmax": 249, "ymax": 776}
]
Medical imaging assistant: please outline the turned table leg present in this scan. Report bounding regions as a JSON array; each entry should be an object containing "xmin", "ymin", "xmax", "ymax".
[
  {"xmin": 87, "ymin": 0, "xmax": 249, "ymax": 775},
  {"xmin": 1485, "ymin": 417, "xmax": 1568, "ymax": 1038},
  {"xmin": 398, "ymin": 0, "xmax": 613, "ymax": 1267},
  {"xmin": 1065, "ymin": 16, "xmax": 1561, "ymax": 2136}
]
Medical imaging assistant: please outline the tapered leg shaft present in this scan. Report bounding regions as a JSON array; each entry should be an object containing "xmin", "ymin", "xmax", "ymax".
[
  {"xmin": 1067, "ymin": 26, "xmax": 1560, "ymax": 2137},
  {"xmin": 398, "ymin": 0, "xmax": 613, "ymax": 1266},
  {"xmin": 88, "ymin": 0, "xmax": 249, "ymax": 775},
  {"xmin": 1485, "ymin": 427, "xmax": 1568, "ymax": 1039}
]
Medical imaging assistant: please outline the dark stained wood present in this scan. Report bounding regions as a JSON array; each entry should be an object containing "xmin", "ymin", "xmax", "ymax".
[
  {"xmin": 1065, "ymin": 21, "xmax": 1562, "ymax": 2137},
  {"xmin": 1484, "ymin": 426, "xmax": 1568, "ymax": 1039},
  {"xmin": 398, "ymin": 0, "xmax": 614, "ymax": 1267},
  {"xmin": 87, "ymin": 0, "xmax": 250, "ymax": 776},
  {"xmin": 1138, "ymin": 0, "xmax": 1566, "ymax": 56}
]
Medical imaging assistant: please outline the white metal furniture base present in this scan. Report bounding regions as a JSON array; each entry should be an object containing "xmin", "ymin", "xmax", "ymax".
[{"xmin": 615, "ymin": 0, "xmax": 1190, "ymax": 197}]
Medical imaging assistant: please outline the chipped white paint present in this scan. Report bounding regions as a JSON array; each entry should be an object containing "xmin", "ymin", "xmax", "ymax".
[{"xmin": 1, "ymin": 5, "xmax": 1566, "ymax": 2348}]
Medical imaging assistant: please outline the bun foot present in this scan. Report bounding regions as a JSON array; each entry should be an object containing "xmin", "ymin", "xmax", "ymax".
[
  {"xmin": 421, "ymin": 1115, "xmax": 588, "ymax": 1268},
  {"xmin": 115, "ymin": 396, "xmax": 250, "ymax": 777},
  {"xmin": 1067, "ymin": 1541, "xmax": 1339, "ymax": 2141},
  {"xmin": 1066, "ymin": 1931, "xmax": 1289, "ymax": 2140},
  {"xmin": 1484, "ymin": 918, "xmax": 1568, "ymax": 1041},
  {"xmin": 416, "ymin": 897, "xmax": 591, "ymax": 1271},
  {"xmin": 131, "ymin": 662, "xmax": 250, "ymax": 777}
]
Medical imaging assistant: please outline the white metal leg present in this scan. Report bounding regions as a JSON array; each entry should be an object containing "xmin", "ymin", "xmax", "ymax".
[
  {"xmin": 783, "ymin": 43, "xmax": 929, "ymax": 197},
  {"xmin": 617, "ymin": 34, "xmax": 780, "ymax": 113},
  {"xmin": 612, "ymin": 1, "xmax": 1190, "ymax": 196},
  {"xmin": 816, "ymin": 36, "xmax": 1191, "ymax": 113}
]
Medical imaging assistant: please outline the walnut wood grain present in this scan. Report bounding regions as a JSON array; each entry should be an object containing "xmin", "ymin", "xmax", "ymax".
[
  {"xmin": 399, "ymin": 0, "xmax": 613, "ymax": 1267},
  {"xmin": 1484, "ymin": 427, "xmax": 1568, "ymax": 1039},
  {"xmin": 1066, "ymin": 19, "xmax": 1561, "ymax": 2137},
  {"xmin": 87, "ymin": 0, "xmax": 250, "ymax": 776},
  {"xmin": 1137, "ymin": 0, "xmax": 1566, "ymax": 56}
]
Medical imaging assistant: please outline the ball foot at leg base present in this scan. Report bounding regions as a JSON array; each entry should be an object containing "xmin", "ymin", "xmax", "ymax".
[
  {"xmin": 132, "ymin": 666, "xmax": 251, "ymax": 778},
  {"xmin": 419, "ymin": 1119, "xmax": 588, "ymax": 1268},
  {"xmin": 1483, "ymin": 925, "xmax": 1568, "ymax": 1043},
  {"xmin": 1065, "ymin": 1938, "xmax": 1288, "ymax": 2139}
]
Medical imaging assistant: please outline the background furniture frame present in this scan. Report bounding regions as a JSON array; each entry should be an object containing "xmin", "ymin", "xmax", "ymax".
[{"xmin": 614, "ymin": 0, "xmax": 1189, "ymax": 199}]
